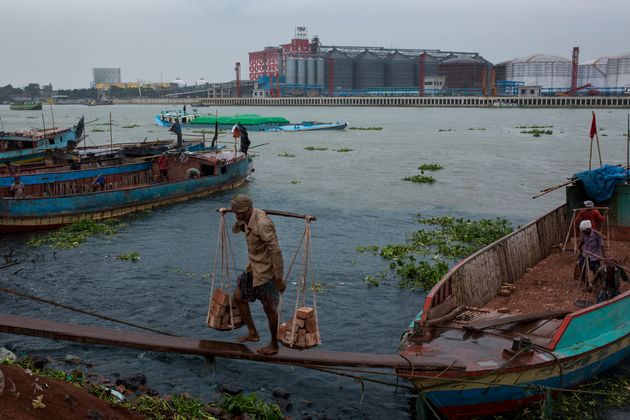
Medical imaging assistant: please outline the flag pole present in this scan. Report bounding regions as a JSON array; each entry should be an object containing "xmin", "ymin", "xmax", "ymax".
[{"xmin": 588, "ymin": 138, "xmax": 593, "ymax": 170}]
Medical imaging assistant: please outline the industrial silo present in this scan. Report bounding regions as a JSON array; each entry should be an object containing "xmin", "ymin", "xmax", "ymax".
[
  {"xmin": 307, "ymin": 57, "xmax": 316, "ymax": 85},
  {"xmin": 353, "ymin": 50, "xmax": 384, "ymax": 89},
  {"xmin": 578, "ymin": 57, "xmax": 608, "ymax": 88},
  {"xmin": 606, "ymin": 54, "xmax": 630, "ymax": 90},
  {"xmin": 507, "ymin": 54, "xmax": 572, "ymax": 89},
  {"xmin": 316, "ymin": 58, "xmax": 325, "ymax": 86},
  {"xmin": 438, "ymin": 56, "xmax": 491, "ymax": 90},
  {"xmin": 324, "ymin": 49, "xmax": 353, "ymax": 91},
  {"xmin": 384, "ymin": 52, "xmax": 413, "ymax": 87},
  {"xmin": 285, "ymin": 57, "xmax": 297, "ymax": 85},
  {"xmin": 412, "ymin": 54, "xmax": 440, "ymax": 87},
  {"xmin": 297, "ymin": 57, "xmax": 307, "ymax": 85}
]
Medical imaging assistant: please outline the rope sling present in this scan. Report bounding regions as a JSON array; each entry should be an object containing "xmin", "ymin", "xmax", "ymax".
[{"xmin": 207, "ymin": 209, "xmax": 321, "ymax": 349}]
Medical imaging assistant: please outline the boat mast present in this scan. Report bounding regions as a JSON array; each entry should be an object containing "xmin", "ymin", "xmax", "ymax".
[{"xmin": 109, "ymin": 112, "xmax": 113, "ymax": 151}]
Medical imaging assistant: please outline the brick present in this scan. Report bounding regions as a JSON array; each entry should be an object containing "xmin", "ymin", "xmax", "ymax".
[
  {"xmin": 305, "ymin": 317, "xmax": 318, "ymax": 333},
  {"xmin": 294, "ymin": 318, "xmax": 305, "ymax": 328},
  {"xmin": 221, "ymin": 312, "xmax": 231, "ymax": 324},
  {"xmin": 296, "ymin": 307, "xmax": 314, "ymax": 320},
  {"xmin": 305, "ymin": 333, "xmax": 317, "ymax": 347},
  {"xmin": 283, "ymin": 331, "xmax": 294, "ymax": 343},
  {"xmin": 208, "ymin": 315, "xmax": 221, "ymax": 329},
  {"xmin": 212, "ymin": 289, "xmax": 230, "ymax": 306},
  {"xmin": 298, "ymin": 329, "xmax": 306, "ymax": 339},
  {"xmin": 297, "ymin": 337, "xmax": 306, "ymax": 347},
  {"xmin": 231, "ymin": 316, "xmax": 242, "ymax": 325},
  {"xmin": 210, "ymin": 301, "xmax": 224, "ymax": 317}
]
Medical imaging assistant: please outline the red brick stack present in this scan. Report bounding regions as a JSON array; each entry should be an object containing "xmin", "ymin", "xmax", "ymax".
[
  {"xmin": 277, "ymin": 306, "xmax": 320, "ymax": 349},
  {"xmin": 207, "ymin": 288, "xmax": 243, "ymax": 330}
]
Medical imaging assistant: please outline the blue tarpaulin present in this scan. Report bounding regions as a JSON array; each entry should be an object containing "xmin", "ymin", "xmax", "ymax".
[{"xmin": 574, "ymin": 165, "xmax": 630, "ymax": 202}]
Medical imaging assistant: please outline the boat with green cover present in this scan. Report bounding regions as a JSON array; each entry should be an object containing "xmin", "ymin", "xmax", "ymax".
[
  {"xmin": 155, "ymin": 110, "xmax": 289, "ymax": 131},
  {"xmin": 10, "ymin": 101, "xmax": 43, "ymax": 111}
]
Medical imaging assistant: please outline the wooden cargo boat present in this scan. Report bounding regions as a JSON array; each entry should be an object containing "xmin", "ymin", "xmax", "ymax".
[
  {"xmin": 0, "ymin": 150, "xmax": 253, "ymax": 233},
  {"xmin": 155, "ymin": 111, "xmax": 289, "ymax": 132},
  {"xmin": 398, "ymin": 172, "xmax": 630, "ymax": 418},
  {"xmin": 262, "ymin": 121, "xmax": 348, "ymax": 132}
]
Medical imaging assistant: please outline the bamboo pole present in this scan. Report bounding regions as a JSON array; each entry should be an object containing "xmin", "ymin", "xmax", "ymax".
[
  {"xmin": 218, "ymin": 208, "xmax": 316, "ymax": 222},
  {"xmin": 595, "ymin": 131, "xmax": 603, "ymax": 168}
]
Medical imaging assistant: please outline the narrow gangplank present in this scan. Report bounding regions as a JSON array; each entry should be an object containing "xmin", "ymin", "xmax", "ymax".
[{"xmin": 0, "ymin": 313, "xmax": 461, "ymax": 371}]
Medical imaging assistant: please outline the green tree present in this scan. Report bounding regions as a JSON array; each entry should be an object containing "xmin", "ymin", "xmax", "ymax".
[{"xmin": 24, "ymin": 83, "xmax": 41, "ymax": 99}]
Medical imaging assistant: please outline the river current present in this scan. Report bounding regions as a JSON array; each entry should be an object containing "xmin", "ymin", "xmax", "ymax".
[{"xmin": 1, "ymin": 104, "xmax": 629, "ymax": 418}]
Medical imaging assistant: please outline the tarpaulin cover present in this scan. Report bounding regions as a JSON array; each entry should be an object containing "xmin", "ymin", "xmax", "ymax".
[{"xmin": 574, "ymin": 165, "xmax": 630, "ymax": 202}]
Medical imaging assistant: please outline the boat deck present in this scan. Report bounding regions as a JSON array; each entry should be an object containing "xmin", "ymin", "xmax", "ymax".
[{"xmin": 480, "ymin": 240, "xmax": 630, "ymax": 315}]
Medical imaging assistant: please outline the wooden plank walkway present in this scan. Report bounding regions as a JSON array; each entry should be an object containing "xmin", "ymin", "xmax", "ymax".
[
  {"xmin": 0, "ymin": 313, "xmax": 462, "ymax": 370},
  {"xmin": 463, "ymin": 310, "xmax": 570, "ymax": 333}
]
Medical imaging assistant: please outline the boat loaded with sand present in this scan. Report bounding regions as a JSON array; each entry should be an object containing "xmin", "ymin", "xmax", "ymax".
[
  {"xmin": 9, "ymin": 101, "xmax": 43, "ymax": 111},
  {"xmin": 397, "ymin": 161, "xmax": 630, "ymax": 417}
]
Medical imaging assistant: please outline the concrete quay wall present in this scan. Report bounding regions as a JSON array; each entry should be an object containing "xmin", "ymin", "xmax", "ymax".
[{"xmin": 195, "ymin": 96, "xmax": 630, "ymax": 108}]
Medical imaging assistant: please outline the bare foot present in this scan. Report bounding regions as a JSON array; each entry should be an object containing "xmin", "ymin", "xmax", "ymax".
[
  {"xmin": 256, "ymin": 344, "xmax": 279, "ymax": 355},
  {"xmin": 236, "ymin": 334, "xmax": 259, "ymax": 343}
]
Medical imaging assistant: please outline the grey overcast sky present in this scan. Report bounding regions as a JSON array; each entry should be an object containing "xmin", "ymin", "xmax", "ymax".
[{"xmin": 2, "ymin": 0, "xmax": 629, "ymax": 89}]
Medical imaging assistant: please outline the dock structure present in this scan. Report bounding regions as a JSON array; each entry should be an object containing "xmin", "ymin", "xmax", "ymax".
[{"xmin": 197, "ymin": 95, "xmax": 630, "ymax": 108}]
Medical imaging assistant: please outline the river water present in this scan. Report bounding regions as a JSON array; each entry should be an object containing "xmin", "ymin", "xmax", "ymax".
[{"xmin": 1, "ymin": 104, "xmax": 629, "ymax": 418}]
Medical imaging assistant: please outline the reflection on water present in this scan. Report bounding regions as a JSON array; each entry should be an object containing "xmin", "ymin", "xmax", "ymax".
[{"xmin": 1, "ymin": 104, "xmax": 629, "ymax": 418}]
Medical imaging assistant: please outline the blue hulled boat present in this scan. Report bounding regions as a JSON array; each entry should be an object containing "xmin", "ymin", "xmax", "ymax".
[
  {"xmin": 398, "ymin": 166, "xmax": 630, "ymax": 418},
  {"xmin": 0, "ymin": 150, "xmax": 252, "ymax": 232},
  {"xmin": 0, "ymin": 120, "xmax": 83, "ymax": 164},
  {"xmin": 262, "ymin": 121, "xmax": 348, "ymax": 132}
]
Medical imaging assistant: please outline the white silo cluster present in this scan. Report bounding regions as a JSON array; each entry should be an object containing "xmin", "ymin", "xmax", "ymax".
[
  {"xmin": 579, "ymin": 54, "xmax": 630, "ymax": 89},
  {"xmin": 502, "ymin": 54, "xmax": 573, "ymax": 89},
  {"xmin": 284, "ymin": 56, "xmax": 326, "ymax": 86}
]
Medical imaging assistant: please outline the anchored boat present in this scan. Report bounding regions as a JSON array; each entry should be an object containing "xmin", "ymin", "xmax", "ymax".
[
  {"xmin": 155, "ymin": 110, "xmax": 290, "ymax": 132},
  {"xmin": 0, "ymin": 118, "xmax": 83, "ymax": 164},
  {"xmin": 398, "ymin": 166, "xmax": 630, "ymax": 418},
  {"xmin": 262, "ymin": 121, "xmax": 348, "ymax": 132},
  {"xmin": 9, "ymin": 101, "xmax": 43, "ymax": 111},
  {"xmin": 0, "ymin": 149, "xmax": 253, "ymax": 233}
]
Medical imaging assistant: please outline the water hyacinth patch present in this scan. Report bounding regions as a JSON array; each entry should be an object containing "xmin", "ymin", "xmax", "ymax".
[
  {"xmin": 27, "ymin": 219, "xmax": 121, "ymax": 249},
  {"xmin": 304, "ymin": 146, "xmax": 328, "ymax": 151},
  {"xmin": 357, "ymin": 216, "xmax": 513, "ymax": 290},
  {"xmin": 418, "ymin": 163, "xmax": 443, "ymax": 171},
  {"xmin": 278, "ymin": 151, "xmax": 296, "ymax": 158},
  {"xmin": 402, "ymin": 175, "xmax": 436, "ymax": 184}
]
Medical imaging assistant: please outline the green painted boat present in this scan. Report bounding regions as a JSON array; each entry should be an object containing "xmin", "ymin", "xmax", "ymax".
[
  {"xmin": 155, "ymin": 110, "xmax": 289, "ymax": 131},
  {"xmin": 10, "ymin": 101, "xmax": 43, "ymax": 111}
]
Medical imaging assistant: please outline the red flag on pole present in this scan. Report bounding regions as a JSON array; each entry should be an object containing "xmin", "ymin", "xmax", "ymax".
[{"xmin": 589, "ymin": 112, "xmax": 597, "ymax": 139}]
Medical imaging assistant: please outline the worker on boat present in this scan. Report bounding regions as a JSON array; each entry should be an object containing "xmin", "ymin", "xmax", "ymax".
[
  {"xmin": 91, "ymin": 174, "xmax": 106, "ymax": 191},
  {"xmin": 229, "ymin": 194, "xmax": 285, "ymax": 356},
  {"xmin": 577, "ymin": 220, "xmax": 604, "ymax": 288},
  {"xmin": 575, "ymin": 200, "xmax": 605, "ymax": 235},
  {"xmin": 157, "ymin": 153, "xmax": 169, "ymax": 182},
  {"xmin": 9, "ymin": 176, "xmax": 24, "ymax": 198},
  {"xmin": 593, "ymin": 258, "xmax": 629, "ymax": 303}
]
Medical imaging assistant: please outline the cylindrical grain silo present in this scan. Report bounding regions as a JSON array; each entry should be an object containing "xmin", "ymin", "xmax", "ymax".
[
  {"xmin": 316, "ymin": 57, "xmax": 325, "ymax": 86},
  {"xmin": 413, "ymin": 54, "xmax": 440, "ymax": 87},
  {"xmin": 307, "ymin": 57, "xmax": 316, "ymax": 85},
  {"xmin": 384, "ymin": 52, "xmax": 413, "ymax": 87},
  {"xmin": 285, "ymin": 57, "xmax": 297, "ymax": 85},
  {"xmin": 324, "ymin": 49, "xmax": 353, "ymax": 91},
  {"xmin": 297, "ymin": 57, "xmax": 307, "ymax": 85},
  {"xmin": 438, "ymin": 56, "xmax": 491, "ymax": 90},
  {"xmin": 353, "ymin": 50, "xmax": 384, "ymax": 89}
]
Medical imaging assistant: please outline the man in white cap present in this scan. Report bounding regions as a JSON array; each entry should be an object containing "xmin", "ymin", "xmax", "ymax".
[
  {"xmin": 229, "ymin": 194, "xmax": 285, "ymax": 355},
  {"xmin": 577, "ymin": 219, "xmax": 604, "ymax": 285}
]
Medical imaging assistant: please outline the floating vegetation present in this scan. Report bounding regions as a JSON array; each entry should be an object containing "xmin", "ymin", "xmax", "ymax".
[
  {"xmin": 304, "ymin": 146, "xmax": 328, "ymax": 151},
  {"xmin": 27, "ymin": 219, "xmax": 120, "ymax": 249},
  {"xmin": 516, "ymin": 124, "xmax": 553, "ymax": 129},
  {"xmin": 218, "ymin": 393, "xmax": 283, "ymax": 419},
  {"xmin": 278, "ymin": 151, "xmax": 296, "ymax": 158},
  {"xmin": 336, "ymin": 148, "xmax": 353, "ymax": 153},
  {"xmin": 467, "ymin": 127, "xmax": 487, "ymax": 131},
  {"xmin": 121, "ymin": 123, "xmax": 140, "ymax": 128},
  {"xmin": 364, "ymin": 271, "xmax": 386, "ymax": 287},
  {"xmin": 289, "ymin": 179, "xmax": 300, "ymax": 184},
  {"xmin": 402, "ymin": 175, "xmax": 436, "ymax": 184},
  {"xmin": 357, "ymin": 216, "xmax": 513, "ymax": 290},
  {"xmin": 348, "ymin": 126, "xmax": 383, "ymax": 130},
  {"xmin": 2, "ymin": 357, "xmax": 284, "ymax": 419},
  {"xmin": 521, "ymin": 129, "xmax": 553, "ymax": 137},
  {"xmin": 438, "ymin": 129, "xmax": 454, "ymax": 132},
  {"xmin": 117, "ymin": 251, "xmax": 140, "ymax": 261},
  {"xmin": 311, "ymin": 281, "xmax": 328, "ymax": 292},
  {"xmin": 418, "ymin": 163, "xmax": 443, "ymax": 171},
  {"xmin": 91, "ymin": 128, "xmax": 106, "ymax": 132}
]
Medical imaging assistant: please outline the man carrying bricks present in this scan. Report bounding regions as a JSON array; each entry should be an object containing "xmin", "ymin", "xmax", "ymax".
[{"xmin": 229, "ymin": 194, "xmax": 285, "ymax": 355}]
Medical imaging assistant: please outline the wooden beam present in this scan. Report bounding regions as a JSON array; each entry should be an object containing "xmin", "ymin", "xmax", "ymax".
[
  {"xmin": 463, "ymin": 310, "xmax": 570, "ymax": 333},
  {"xmin": 0, "ymin": 313, "xmax": 462, "ymax": 371}
]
